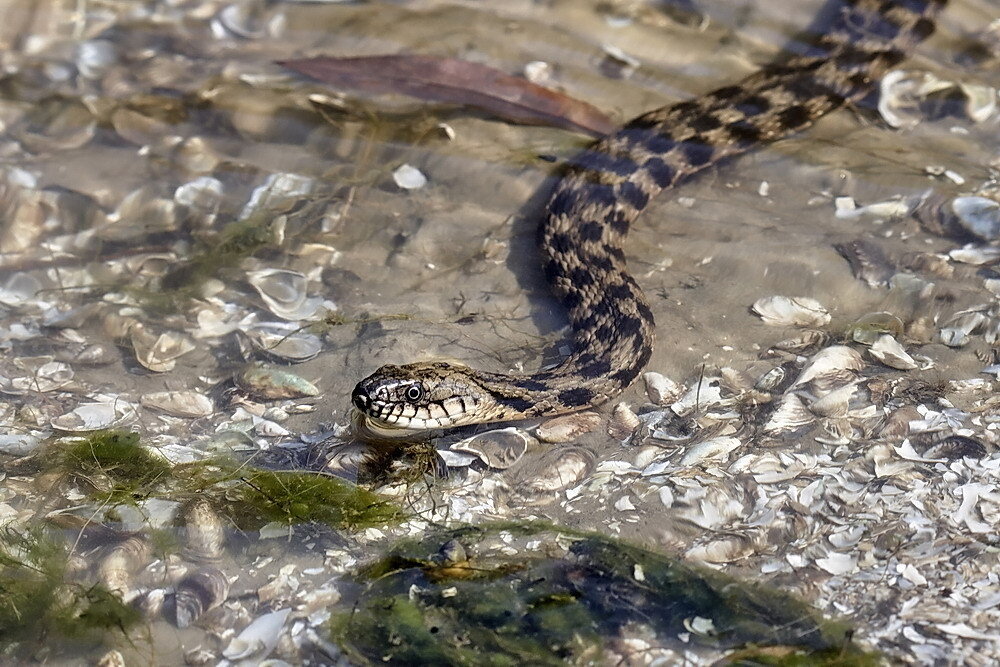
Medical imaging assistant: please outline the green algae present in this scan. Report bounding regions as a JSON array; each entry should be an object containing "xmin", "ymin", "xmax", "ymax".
[
  {"xmin": 331, "ymin": 522, "xmax": 877, "ymax": 666},
  {"xmin": 61, "ymin": 431, "xmax": 172, "ymax": 503},
  {"xmin": 51, "ymin": 431, "xmax": 402, "ymax": 532},
  {"xmin": 0, "ymin": 527, "xmax": 141, "ymax": 652},
  {"xmin": 224, "ymin": 468, "xmax": 402, "ymax": 531}
]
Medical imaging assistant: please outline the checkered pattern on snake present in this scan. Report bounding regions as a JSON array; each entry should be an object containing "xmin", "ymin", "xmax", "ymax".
[{"xmin": 353, "ymin": 0, "xmax": 948, "ymax": 430}]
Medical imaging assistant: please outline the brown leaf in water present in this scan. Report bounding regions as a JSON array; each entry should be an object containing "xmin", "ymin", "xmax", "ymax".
[{"xmin": 277, "ymin": 55, "xmax": 615, "ymax": 137}]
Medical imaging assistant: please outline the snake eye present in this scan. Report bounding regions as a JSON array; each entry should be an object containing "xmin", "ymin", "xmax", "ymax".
[{"xmin": 404, "ymin": 384, "xmax": 424, "ymax": 402}]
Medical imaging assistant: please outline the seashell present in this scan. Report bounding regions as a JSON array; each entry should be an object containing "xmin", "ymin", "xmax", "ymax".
[
  {"xmin": 15, "ymin": 97, "xmax": 96, "ymax": 153},
  {"xmin": 814, "ymin": 551, "xmax": 857, "ymax": 575},
  {"xmin": 141, "ymin": 391, "xmax": 214, "ymax": 418},
  {"xmin": 686, "ymin": 534, "xmax": 755, "ymax": 564},
  {"xmin": 174, "ymin": 567, "xmax": 231, "ymax": 628},
  {"xmin": 754, "ymin": 365, "xmax": 788, "ymax": 392},
  {"xmin": 951, "ymin": 196, "xmax": 1000, "ymax": 241},
  {"xmin": 451, "ymin": 427, "xmax": 532, "ymax": 469},
  {"xmin": 130, "ymin": 327, "xmax": 196, "ymax": 373},
  {"xmin": 790, "ymin": 346, "xmax": 864, "ymax": 389},
  {"xmin": 535, "ymin": 411, "xmax": 601, "ymax": 443},
  {"xmin": 847, "ymin": 312, "xmax": 905, "ymax": 345},
  {"xmin": 869, "ymin": 334, "xmax": 918, "ymax": 370},
  {"xmin": 679, "ymin": 436, "xmax": 741, "ymax": 465},
  {"xmin": 97, "ymin": 535, "xmax": 152, "ymax": 597},
  {"xmin": 182, "ymin": 499, "xmax": 227, "ymax": 563},
  {"xmin": 54, "ymin": 342, "xmax": 118, "ymax": 366},
  {"xmin": 834, "ymin": 197, "xmax": 915, "ymax": 222},
  {"xmin": 246, "ymin": 268, "xmax": 322, "ymax": 321},
  {"xmin": 0, "ymin": 357, "xmax": 73, "ymax": 395},
  {"xmin": 922, "ymin": 435, "xmax": 987, "ymax": 460},
  {"xmin": 959, "ymin": 83, "xmax": 997, "ymax": 123},
  {"xmin": 762, "ymin": 394, "xmax": 813, "ymax": 434},
  {"xmin": 105, "ymin": 186, "xmax": 178, "ymax": 240},
  {"xmin": 949, "ymin": 244, "xmax": 1000, "ymax": 265},
  {"xmin": 235, "ymin": 365, "xmax": 319, "ymax": 399},
  {"xmin": 323, "ymin": 442, "xmax": 370, "ymax": 478},
  {"xmin": 0, "ymin": 434, "xmax": 41, "ymax": 455},
  {"xmin": 174, "ymin": 177, "xmax": 223, "ymax": 228},
  {"xmin": 392, "ymin": 164, "xmax": 427, "ymax": 190},
  {"xmin": 516, "ymin": 447, "xmax": 594, "ymax": 495},
  {"xmin": 0, "ymin": 272, "xmax": 41, "ymax": 306},
  {"xmin": 51, "ymin": 398, "xmax": 137, "ymax": 431},
  {"xmin": 939, "ymin": 310, "xmax": 987, "ymax": 348},
  {"xmin": 766, "ymin": 329, "xmax": 830, "ymax": 355},
  {"xmin": 245, "ymin": 322, "xmax": 322, "ymax": 363},
  {"xmin": 642, "ymin": 371, "xmax": 683, "ymax": 405},
  {"xmin": 76, "ymin": 40, "xmax": 118, "ymax": 80},
  {"xmin": 241, "ymin": 173, "xmax": 316, "ymax": 219},
  {"xmin": 834, "ymin": 239, "xmax": 895, "ymax": 287},
  {"xmin": 608, "ymin": 403, "xmax": 641, "ymax": 440},
  {"xmin": 222, "ymin": 607, "xmax": 291, "ymax": 662},
  {"xmin": 214, "ymin": 2, "xmax": 286, "ymax": 40},
  {"xmin": 808, "ymin": 382, "xmax": 861, "ymax": 418},
  {"xmin": 877, "ymin": 69, "xmax": 952, "ymax": 129},
  {"xmin": 670, "ymin": 377, "xmax": 725, "ymax": 416},
  {"xmin": 752, "ymin": 296, "xmax": 830, "ymax": 327}
]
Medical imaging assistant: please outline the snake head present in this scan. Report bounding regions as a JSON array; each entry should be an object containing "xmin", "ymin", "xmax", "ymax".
[{"xmin": 352, "ymin": 362, "xmax": 503, "ymax": 430}]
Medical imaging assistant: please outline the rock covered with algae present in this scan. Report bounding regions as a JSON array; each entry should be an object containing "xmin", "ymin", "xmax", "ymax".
[{"xmin": 330, "ymin": 522, "xmax": 878, "ymax": 665}]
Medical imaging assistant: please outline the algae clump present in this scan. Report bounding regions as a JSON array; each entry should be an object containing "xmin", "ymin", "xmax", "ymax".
[
  {"xmin": 61, "ymin": 430, "xmax": 172, "ymax": 502},
  {"xmin": 226, "ymin": 469, "xmax": 402, "ymax": 531},
  {"xmin": 331, "ymin": 522, "xmax": 878, "ymax": 666},
  {"xmin": 0, "ymin": 527, "xmax": 141, "ymax": 652}
]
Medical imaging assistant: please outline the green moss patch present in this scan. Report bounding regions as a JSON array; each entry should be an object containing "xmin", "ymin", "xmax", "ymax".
[
  {"xmin": 331, "ymin": 522, "xmax": 877, "ymax": 666},
  {"xmin": 0, "ymin": 527, "xmax": 141, "ymax": 651},
  {"xmin": 225, "ymin": 468, "xmax": 402, "ymax": 531},
  {"xmin": 61, "ymin": 431, "xmax": 172, "ymax": 503}
]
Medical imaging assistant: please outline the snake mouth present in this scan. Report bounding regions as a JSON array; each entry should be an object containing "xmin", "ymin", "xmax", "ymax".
[{"xmin": 351, "ymin": 383, "xmax": 372, "ymax": 413}]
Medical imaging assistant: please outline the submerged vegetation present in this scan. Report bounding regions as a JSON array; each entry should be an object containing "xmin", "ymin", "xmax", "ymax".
[
  {"xmin": 0, "ymin": 527, "xmax": 141, "ymax": 653},
  {"xmin": 53, "ymin": 430, "xmax": 403, "ymax": 531},
  {"xmin": 331, "ymin": 522, "xmax": 877, "ymax": 666}
]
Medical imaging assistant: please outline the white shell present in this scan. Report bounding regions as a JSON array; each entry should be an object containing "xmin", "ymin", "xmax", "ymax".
[
  {"xmin": 608, "ymin": 403, "xmax": 641, "ymax": 440},
  {"xmin": 392, "ymin": 164, "xmax": 427, "ymax": 190},
  {"xmin": 752, "ymin": 296, "xmax": 830, "ymax": 327},
  {"xmin": 951, "ymin": 196, "xmax": 1000, "ymax": 241},
  {"xmin": 51, "ymin": 398, "xmax": 137, "ymax": 431},
  {"xmin": 642, "ymin": 371, "xmax": 683, "ymax": 405},
  {"xmin": 247, "ymin": 268, "xmax": 323, "ymax": 321},
  {"xmin": 869, "ymin": 334, "xmax": 918, "ymax": 370},
  {"xmin": 130, "ymin": 327, "xmax": 195, "ymax": 373},
  {"xmin": 140, "ymin": 390, "xmax": 214, "ymax": 418},
  {"xmin": 762, "ymin": 393, "xmax": 813, "ymax": 434},
  {"xmin": 222, "ymin": 607, "xmax": 291, "ymax": 662},
  {"xmin": 680, "ymin": 436, "xmax": 741, "ymax": 465},
  {"xmin": 790, "ymin": 346, "xmax": 864, "ymax": 389},
  {"xmin": 450, "ymin": 427, "xmax": 532, "ymax": 469}
]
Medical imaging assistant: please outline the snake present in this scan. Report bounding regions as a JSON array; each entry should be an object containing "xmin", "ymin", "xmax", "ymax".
[{"xmin": 352, "ymin": 0, "xmax": 948, "ymax": 430}]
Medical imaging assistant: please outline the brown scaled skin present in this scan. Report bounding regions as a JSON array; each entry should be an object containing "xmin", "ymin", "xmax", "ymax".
[{"xmin": 353, "ymin": 0, "xmax": 948, "ymax": 431}]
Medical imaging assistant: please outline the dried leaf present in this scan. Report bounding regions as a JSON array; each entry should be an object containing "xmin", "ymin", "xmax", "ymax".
[{"xmin": 278, "ymin": 55, "xmax": 615, "ymax": 137}]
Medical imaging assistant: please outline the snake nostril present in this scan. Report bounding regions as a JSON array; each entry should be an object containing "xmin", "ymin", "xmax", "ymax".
[{"xmin": 351, "ymin": 384, "xmax": 371, "ymax": 411}]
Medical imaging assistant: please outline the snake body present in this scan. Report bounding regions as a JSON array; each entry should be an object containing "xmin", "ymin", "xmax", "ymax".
[{"xmin": 353, "ymin": 0, "xmax": 947, "ymax": 430}]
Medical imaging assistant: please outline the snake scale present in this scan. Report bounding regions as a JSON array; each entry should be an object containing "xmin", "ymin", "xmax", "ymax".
[{"xmin": 353, "ymin": 0, "xmax": 948, "ymax": 430}]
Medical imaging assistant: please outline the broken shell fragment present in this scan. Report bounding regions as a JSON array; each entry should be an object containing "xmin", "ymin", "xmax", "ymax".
[
  {"xmin": 752, "ymin": 296, "xmax": 830, "ymax": 327},
  {"xmin": 393, "ymin": 163, "xmax": 427, "ymax": 190},
  {"xmin": 450, "ymin": 427, "xmax": 531, "ymax": 469},
  {"xmin": 245, "ymin": 322, "xmax": 322, "ymax": 363},
  {"xmin": 869, "ymin": 334, "xmax": 918, "ymax": 370}
]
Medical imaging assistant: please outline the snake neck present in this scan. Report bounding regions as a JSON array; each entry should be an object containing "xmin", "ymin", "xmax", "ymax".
[{"xmin": 481, "ymin": 0, "xmax": 948, "ymax": 422}]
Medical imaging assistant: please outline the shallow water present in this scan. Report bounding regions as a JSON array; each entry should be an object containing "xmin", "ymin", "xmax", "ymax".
[{"xmin": 2, "ymin": 0, "xmax": 1000, "ymax": 664}]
